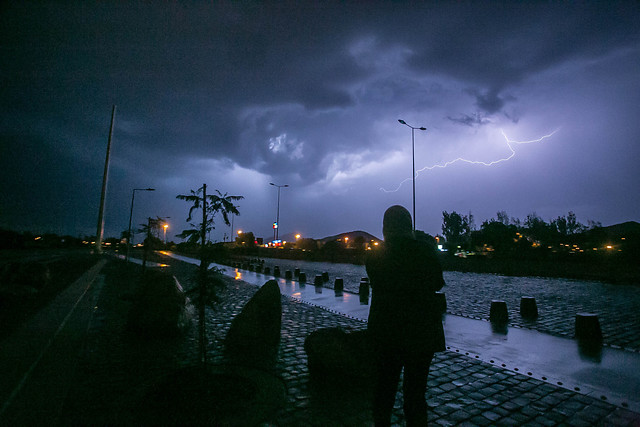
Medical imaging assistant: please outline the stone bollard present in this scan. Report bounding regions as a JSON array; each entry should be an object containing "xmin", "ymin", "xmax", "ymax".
[
  {"xmin": 359, "ymin": 279, "xmax": 370, "ymax": 297},
  {"xmin": 322, "ymin": 272, "xmax": 329, "ymax": 282},
  {"xmin": 434, "ymin": 291, "xmax": 447, "ymax": 314},
  {"xmin": 263, "ymin": 267, "xmax": 271, "ymax": 275},
  {"xmin": 314, "ymin": 274, "xmax": 324, "ymax": 287},
  {"xmin": 334, "ymin": 278, "xmax": 344, "ymax": 292},
  {"xmin": 274, "ymin": 266, "xmax": 281, "ymax": 277},
  {"xmin": 575, "ymin": 313, "xmax": 603, "ymax": 344},
  {"xmin": 294, "ymin": 268, "xmax": 300, "ymax": 277},
  {"xmin": 285, "ymin": 270, "xmax": 293, "ymax": 280},
  {"xmin": 520, "ymin": 296, "xmax": 538, "ymax": 318},
  {"xmin": 489, "ymin": 300, "xmax": 508, "ymax": 324},
  {"xmin": 299, "ymin": 272, "xmax": 307, "ymax": 283},
  {"xmin": 359, "ymin": 292, "xmax": 369, "ymax": 305}
]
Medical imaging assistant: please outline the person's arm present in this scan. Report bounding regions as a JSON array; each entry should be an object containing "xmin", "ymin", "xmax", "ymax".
[{"xmin": 417, "ymin": 245, "xmax": 445, "ymax": 292}]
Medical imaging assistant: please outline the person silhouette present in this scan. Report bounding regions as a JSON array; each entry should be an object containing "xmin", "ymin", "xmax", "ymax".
[{"xmin": 366, "ymin": 205, "xmax": 445, "ymax": 426}]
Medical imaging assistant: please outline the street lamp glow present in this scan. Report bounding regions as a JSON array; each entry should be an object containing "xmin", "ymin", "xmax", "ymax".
[{"xmin": 398, "ymin": 119, "xmax": 427, "ymax": 230}]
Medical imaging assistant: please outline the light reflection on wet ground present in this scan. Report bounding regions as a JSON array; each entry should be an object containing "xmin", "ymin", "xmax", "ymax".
[
  {"xmin": 161, "ymin": 252, "xmax": 640, "ymax": 411},
  {"xmin": 252, "ymin": 257, "xmax": 640, "ymax": 351}
]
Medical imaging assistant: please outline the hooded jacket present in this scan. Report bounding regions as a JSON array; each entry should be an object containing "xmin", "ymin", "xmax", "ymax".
[{"xmin": 366, "ymin": 205, "xmax": 446, "ymax": 353}]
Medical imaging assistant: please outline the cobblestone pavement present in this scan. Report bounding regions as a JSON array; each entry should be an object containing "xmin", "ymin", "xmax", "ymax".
[
  {"xmin": 252, "ymin": 258, "xmax": 640, "ymax": 352},
  {"xmin": 442, "ymin": 271, "xmax": 640, "ymax": 352},
  {"xmin": 58, "ymin": 258, "xmax": 639, "ymax": 426}
]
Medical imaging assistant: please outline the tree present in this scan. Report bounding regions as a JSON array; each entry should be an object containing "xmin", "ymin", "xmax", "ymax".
[
  {"xmin": 297, "ymin": 238, "xmax": 317, "ymax": 251},
  {"xmin": 176, "ymin": 188, "xmax": 243, "ymax": 245},
  {"xmin": 524, "ymin": 212, "xmax": 551, "ymax": 245},
  {"xmin": 552, "ymin": 211, "xmax": 585, "ymax": 238},
  {"xmin": 177, "ymin": 184, "xmax": 243, "ymax": 366},
  {"xmin": 235, "ymin": 231, "xmax": 256, "ymax": 247},
  {"xmin": 442, "ymin": 210, "xmax": 471, "ymax": 251},
  {"xmin": 496, "ymin": 211, "xmax": 510, "ymax": 226},
  {"xmin": 566, "ymin": 211, "xmax": 585, "ymax": 235},
  {"xmin": 479, "ymin": 219, "xmax": 517, "ymax": 253},
  {"xmin": 138, "ymin": 216, "xmax": 166, "ymax": 270}
]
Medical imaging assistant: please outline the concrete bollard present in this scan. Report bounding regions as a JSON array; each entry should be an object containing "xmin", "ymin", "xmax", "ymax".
[
  {"xmin": 575, "ymin": 313, "xmax": 603, "ymax": 344},
  {"xmin": 434, "ymin": 291, "xmax": 447, "ymax": 314},
  {"xmin": 248, "ymin": 264, "xmax": 255, "ymax": 272},
  {"xmin": 299, "ymin": 272, "xmax": 307, "ymax": 283},
  {"xmin": 322, "ymin": 272, "xmax": 329, "ymax": 282},
  {"xmin": 274, "ymin": 266, "xmax": 281, "ymax": 277},
  {"xmin": 490, "ymin": 300, "xmax": 508, "ymax": 324},
  {"xmin": 294, "ymin": 268, "xmax": 300, "ymax": 277},
  {"xmin": 255, "ymin": 265, "xmax": 262, "ymax": 273},
  {"xmin": 314, "ymin": 274, "xmax": 324, "ymax": 287},
  {"xmin": 520, "ymin": 296, "xmax": 538, "ymax": 318},
  {"xmin": 359, "ymin": 292, "xmax": 369, "ymax": 305},
  {"xmin": 285, "ymin": 270, "xmax": 293, "ymax": 280},
  {"xmin": 334, "ymin": 278, "xmax": 344, "ymax": 292},
  {"xmin": 263, "ymin": 267, "xmax": 271, "ymax": 275},
  {"xmin": 359, "ymin": 279, "xmax": 370, "ymax": 297}
]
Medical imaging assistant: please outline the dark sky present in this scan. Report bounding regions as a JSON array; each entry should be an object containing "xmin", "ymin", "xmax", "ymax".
[{"xmin": 1, "ymin": 2, "xmax": 639, "ymax": 242}]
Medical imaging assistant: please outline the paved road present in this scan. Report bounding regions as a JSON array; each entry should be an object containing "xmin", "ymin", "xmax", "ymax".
[
  {"xmin": 3, "ymin": 254, "xmax": 639, "ymax": 425},
  {"xmin": 0, "ymin": 259, "xmax": 106, "ymax": 424}
]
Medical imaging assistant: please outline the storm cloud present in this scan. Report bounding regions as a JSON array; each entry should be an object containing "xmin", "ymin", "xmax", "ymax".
[{"xmin": 1, "ymin": 2, "xmax": 639, "ymax": 241}]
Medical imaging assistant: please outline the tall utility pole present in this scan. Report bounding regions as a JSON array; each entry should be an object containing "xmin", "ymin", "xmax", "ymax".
[
  {"xmin": 398, "ymin": 119, "xmax": 426, "ymax": 231},
  {"xmin": 270, "ymin": 182, "xmax": 288, "ymax": 242},
  {"xmin": 96, "ymin": 105, "xmax": 116, "ymax": 253}
]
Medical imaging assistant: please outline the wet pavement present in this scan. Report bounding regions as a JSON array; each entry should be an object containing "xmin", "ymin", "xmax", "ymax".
[
  {"xmin": 3, "ymin": 253, "xmax": 640, "ymax": 425},
  {"xmin": 163, "ymin": 252, "xmax": 640, "ymax": 413},
  {"xmin": 247, "ymin": 257, "xmax": 640, "ymax": 352}
]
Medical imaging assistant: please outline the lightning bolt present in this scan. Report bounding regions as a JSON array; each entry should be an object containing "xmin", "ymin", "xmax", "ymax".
[{"xmin": 380, "ymin": 129, "xmax": 559, "ymax": 193}]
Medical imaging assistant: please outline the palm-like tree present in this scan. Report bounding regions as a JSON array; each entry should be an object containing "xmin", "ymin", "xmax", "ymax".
[
  {"xmin": 176, "ymin": 184, "xmax": 243, "ymax": 365},
  {"xmin": 138, "ymin": 216, "xmax": 167, "ymax": 270},
  {"xmin": 176, "ymin": 188, "xmax": 243, "ymax": 245}
]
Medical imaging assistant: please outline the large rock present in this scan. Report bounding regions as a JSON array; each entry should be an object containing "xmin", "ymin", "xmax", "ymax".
[
  {"xmin": 127, "ymin": 271, "xmax": 191, "ymax": 336},
  {"xmin": 224, "ymin": 280, "xmax": 282, "ymax": 369},
  {"xmin": 304, "ymin": 327, "xmax": 374, "ymax": 384}
]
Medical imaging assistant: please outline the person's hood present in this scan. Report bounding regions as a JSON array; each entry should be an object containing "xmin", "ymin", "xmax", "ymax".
[{"xmin": 382, "ymin": 205, "xmax": 413, "ymax": 242}]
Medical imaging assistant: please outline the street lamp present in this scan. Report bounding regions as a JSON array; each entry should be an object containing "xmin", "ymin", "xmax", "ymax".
[
  {"xmin": 398, "ymin": 119, "xmax": 426, "ymax": 230},
  {"xmin": 126, "ymin": 187, "xmax": 155, "ymax": 262},
  {"xmin": 163, "ymin": 223, "xmax": 169, "ymax": 244},
  {"xmin": 269, "ymin": 182, "xmax": 288, "ymax": 243}
]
